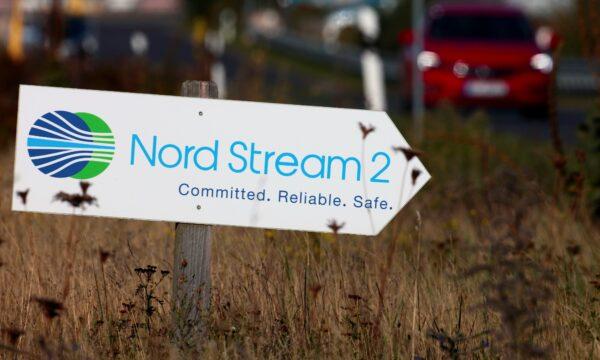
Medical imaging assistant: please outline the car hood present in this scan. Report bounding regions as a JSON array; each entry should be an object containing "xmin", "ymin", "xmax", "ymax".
[{"xmin": 425, "ymin": 41, "xmax": 540, "ymax": 68}]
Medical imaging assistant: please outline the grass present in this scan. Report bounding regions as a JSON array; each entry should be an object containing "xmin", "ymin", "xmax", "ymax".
[{"xmin": 1, "ymin": 107, "xmax": 599, "ymax": 359}]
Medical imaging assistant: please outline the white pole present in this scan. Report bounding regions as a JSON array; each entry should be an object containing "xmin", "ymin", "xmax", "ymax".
[
  {"xmin": 412, "ymin": 0, "xmax": 425, "ymax": 142},
  {"xmin": 361, "ymin": 49, "xmax": 387, "ymax": 111},
  {"xmin": 205, "ymin": 30, "xmax": 227, "ymax": 99},
  {"xmin": 357, "ymin": 6, "xmax": 387, "ymax": 111}
]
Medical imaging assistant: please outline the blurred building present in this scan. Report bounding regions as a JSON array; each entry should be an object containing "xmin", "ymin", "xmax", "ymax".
[
  {"xmin": 0, "ymin": 0, "xmax": 181, "ymax": 14},
  {"xmin": 1, "ymin": 0, "xmax": 184, "ymax": 56}
]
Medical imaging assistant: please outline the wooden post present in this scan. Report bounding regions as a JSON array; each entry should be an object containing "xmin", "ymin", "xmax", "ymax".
[{"xmin": 172, "ymin": 80, "xmax": 217, "ymax": 353}]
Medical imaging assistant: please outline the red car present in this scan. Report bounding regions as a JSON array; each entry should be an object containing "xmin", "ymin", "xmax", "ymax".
[{"xmin": 399, "ymin": 2, "xmax": 559, "ymax": 115}]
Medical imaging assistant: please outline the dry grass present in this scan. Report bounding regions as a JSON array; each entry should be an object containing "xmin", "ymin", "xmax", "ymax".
[{"xmin": 1, "ymin": 113, "xmax": 599, "ymax": 359}]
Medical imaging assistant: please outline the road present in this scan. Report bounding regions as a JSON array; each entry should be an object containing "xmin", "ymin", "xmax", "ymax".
[
  {"xmin": 224, "ymin": 46, "xmax": 591, "ymax": 144},
  {"xmin": 243, "ymin": 31, "xmax": 597, "ymax": 144},
  {"xmin": 85, "ymin": 19, "xmax": 595, "ymax": 144}
]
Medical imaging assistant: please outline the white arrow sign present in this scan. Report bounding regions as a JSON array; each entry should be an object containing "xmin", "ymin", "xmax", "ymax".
[{"xmin": 12, "ymin": 85, "xmax": 429, "ymax": 235}]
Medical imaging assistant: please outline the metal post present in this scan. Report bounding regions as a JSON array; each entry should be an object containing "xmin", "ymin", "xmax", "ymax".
[
  {"xmin": 412, "ymin": 0, "xmax": 425, "ymax": 142},
  {"xmin": 172, "ymin": 81, "xmax": 217, "ymax": 354}
]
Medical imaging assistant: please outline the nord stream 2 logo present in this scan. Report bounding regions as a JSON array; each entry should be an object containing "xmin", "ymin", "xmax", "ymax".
[{"xmin": 27, "ymin": 111, "xmax": 115, "ymax": 179}]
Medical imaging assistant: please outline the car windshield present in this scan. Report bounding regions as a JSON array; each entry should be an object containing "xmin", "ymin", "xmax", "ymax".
[{"xmin": 428, "ymin": 14, "xmax": 534, "ymax": 42}]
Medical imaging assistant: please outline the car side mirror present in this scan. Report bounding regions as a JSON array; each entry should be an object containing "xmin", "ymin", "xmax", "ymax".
[
  {"xmin": 397, "ymin": 29, "xmax": 413, "ymax": 46},
  {"xmin": 536, "ymin": 26, "xmax": 562, "ymax": 52},
  {"xmin": 549, "ymin": 32, "xmax": 562, "ymax": 52}
]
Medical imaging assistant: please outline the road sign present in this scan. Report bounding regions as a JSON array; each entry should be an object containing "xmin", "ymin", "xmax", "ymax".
[{"xmin": 12, "ymin": 85, "xmax": 429, "ymax": 235}]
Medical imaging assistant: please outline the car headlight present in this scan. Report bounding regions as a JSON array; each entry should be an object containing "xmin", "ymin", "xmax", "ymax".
[
  {"xmin": 417, "ymin": 51, "xmax": 440, "ymax": 71},
  {"xmin": 530, "ymin": 53, "xmax": 553, "ymax": 74}
]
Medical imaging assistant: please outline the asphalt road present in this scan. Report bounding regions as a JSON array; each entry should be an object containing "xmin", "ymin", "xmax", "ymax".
[
  {"xmin": 249, "ymin": 31, "xmax": 598, "ymax": 144},
  {"xmin": 85, "ymin": 19, "xmax": 594, "ymax": 145},
  {"xmin": 225, "ymin": 47, "xmax": 592, "ymax": 144}
]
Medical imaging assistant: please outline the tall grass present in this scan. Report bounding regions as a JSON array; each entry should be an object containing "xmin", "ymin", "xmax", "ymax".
[{"xmin": 1, "ymin": 109, "xmax": 598, "ymax": 359}]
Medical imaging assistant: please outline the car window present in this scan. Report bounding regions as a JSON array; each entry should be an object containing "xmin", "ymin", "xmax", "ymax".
[{"xmin": 428, "ymin": 14, "xmax": 534, "ymax": 42}]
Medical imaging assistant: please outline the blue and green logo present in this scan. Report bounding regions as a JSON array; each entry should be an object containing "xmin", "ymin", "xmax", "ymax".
[{"xmin": 27, "ymin": 111, "xmax": 115, "ymax": 179}]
